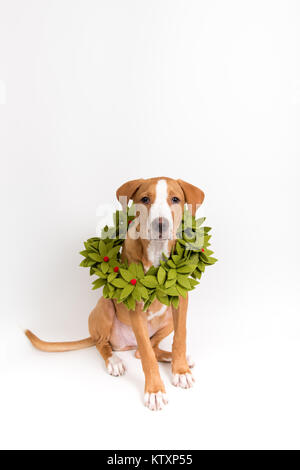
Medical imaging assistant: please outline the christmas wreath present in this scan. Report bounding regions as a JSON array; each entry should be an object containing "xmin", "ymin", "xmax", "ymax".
[{"xmin": 80, "ymin": 208, "xmax": 217, "ymax": 311}]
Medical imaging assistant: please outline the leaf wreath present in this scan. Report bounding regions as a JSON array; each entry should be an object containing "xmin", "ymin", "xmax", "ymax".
[{"xmin": 80, "ymin": 208, "xmax": 217, "ymax": 312}]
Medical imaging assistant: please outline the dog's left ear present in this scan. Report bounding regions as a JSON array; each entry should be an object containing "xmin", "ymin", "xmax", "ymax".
[
  {"xmin": 116, "ymin": 178, "xmax": 144, "ymax": 209},
  {"xmin": 177, "ymin": 179, "xmax": 205, "ymax": 216}
]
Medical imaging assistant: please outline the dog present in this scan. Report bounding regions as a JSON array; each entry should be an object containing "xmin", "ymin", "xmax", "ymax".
[{"xmin": 26, "ymin": 177, "xmax": 205, "ymax": 410}]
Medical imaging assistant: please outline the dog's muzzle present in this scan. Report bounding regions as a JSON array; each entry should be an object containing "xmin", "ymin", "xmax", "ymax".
[{"xmin": 150, "ymin": 217, "xmax": 170, "ymax": 239}]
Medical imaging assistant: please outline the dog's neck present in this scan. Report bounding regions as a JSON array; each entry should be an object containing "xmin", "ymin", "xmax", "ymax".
[{"xmin": 122, "ymin": 237, "xmax": 176, "ymax": 271}]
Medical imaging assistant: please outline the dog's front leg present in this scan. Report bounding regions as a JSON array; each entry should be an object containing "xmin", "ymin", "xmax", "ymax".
[
  {"xmin": 171, "ymin": 295, "xmax": 195, "ymax": 389},
  {"xmin": 129, "ymin": 305, "xmax": 168, "ymax": 411}
]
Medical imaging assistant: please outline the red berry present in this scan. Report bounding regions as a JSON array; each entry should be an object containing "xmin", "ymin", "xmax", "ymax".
[
  {"xmin": 130, "ymin": 278, "xmax": 137, "ymax": 285},
  {"xmin": 201, "ymin": 249, "xmax": 205, "ymax": 252},
  {"xmin": 103, "ymin": 256, "xmax": 109, "ymax": 262},
  {"xmin": 128, "ymin": 220, "xmax": 132, "ymax": 224},
  {"xmin": 113, "ymin": 266, "xmax": 119, "ymax": 272}
]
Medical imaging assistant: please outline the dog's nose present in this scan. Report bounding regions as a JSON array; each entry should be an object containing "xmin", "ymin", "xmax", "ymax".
[{"xmin": 151, "ymin": 217, "xmax": 169, "ymax": 238}]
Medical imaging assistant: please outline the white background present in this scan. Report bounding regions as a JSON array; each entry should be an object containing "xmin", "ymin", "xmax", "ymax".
[{"xmin": 1, "ymin": 0, "xmax": 300, "ymax": 450}]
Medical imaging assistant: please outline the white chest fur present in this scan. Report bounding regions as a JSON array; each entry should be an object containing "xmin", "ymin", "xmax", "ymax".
[
  {"xmin": 147, "ymin": 239, "xmax": 169, "ymax": 267},
  {"xmin": 147, "ymin": 305, "xmax": 167, "ymax": 321}
]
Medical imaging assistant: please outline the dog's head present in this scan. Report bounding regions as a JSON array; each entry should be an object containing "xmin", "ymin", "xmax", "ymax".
[{"xmin": 116, "ymin": 177, "xmax": 204, "ymax": 240}]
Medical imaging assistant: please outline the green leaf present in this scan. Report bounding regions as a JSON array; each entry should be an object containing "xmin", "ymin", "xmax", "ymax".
[
  {"xmin": 93, "ymin": 270, "xmax": 107, "ymax": 279},
  {"xmin": 120, "ymin": 284, "xmax": 134, "ymax": 300},
  {"xmin": 128, "ymin": 263, "xmax": 138, "ymax": 276},
  {"xmin": 111, "ymin": 278, "xmax": 128, "ymax": 288},
  {"xmin": 92, "ymin": 278, "xmax": 106, "ymax": 290},
  {"xmin": 101, "ymin": 262, "xmax": 109, "ymax": 274},
  {"xmin": 206, "ymin": 257, "xmax": 218, "ymax": 265},
  {"xmin": 119, "ymin": 268, "xmax": 132, "ymax": 282},
  {"xmin": 114, "ymin": 288, "xmax": 122, "ymax": 301},
  {"xmin": 196, "ymin": 217, "xmax": 206, "ymax": 227},
  {"xmin": 126, "ymin": 294, "xmax": 136, "ymax": 311},
  {"xmin": 89, "ymin": 252, "xmax": 102, "ymax": 262},
  {"xmin": 136, "ymin": 263, "xmax": 145, "ymax": 279},
  {"xmin": 87, "ymin": 237, "xmax": 100, "ymax": 243},
  {"xmin": 86, "ymin": 242, "xmax": 98, "ymax": 253},
  {"xmin": 143, "ymin": 292, "xmax": 156, "ymax": 311},
  {"xmin": 205, "ymin": 249, "xmax": 214, "ymax": 257},
  {"xmin": 189, "ymin": 254, "xmax": 199, "ymax": 264},
  {"xmin": 199, "ymin": 252, "xmax": 209, "ymax": 262},
  {"xmin": 177, "ymin": 274, "xmax": 191, "ymax": 289},
  {"xmin": 143, "ymin": 298, "xmax": 152, "ymax": 311},
  {"xmin": 195, "ymin": 269, "xmax": 203, "ymax": 279},
  {"xmin": 172, "ymin": 255, "xmax": 181, "ymax": 264},
  {"xmin": 79, "ymin": 250, "xmax": 89, "ymax": 257},
  {"xmin": 108, "ymin": 284, "xmax": 115, "ymax": 295},
  {"xmin": 79, "ymin": 258, "xmax": 89, "ymax": 267},
  {"xmin": 164, "ymin": 285, "xmax": 179, "ymax": 296},
  {"xmin": 167, "ymin": 269, "xmax": 177, "ymax": 280},
  {"xmin": 176, "ymin": 284, "xmax": 188, "ymax": 298},
  {"xmin": 132, "ymin": 287, "xmax": 142, "ymax": 301},
  {"xmin": 138, "ymin": 285, "xmax": 149, "ymax": 299},
  {"xmin": 167, "ymin": 260, "xmax": 176, "ymax": 268},
  {"xmin": 176, "ymin": 242, "xmax": 184, "ymax": 257},
  {"xmin": 164, "ymin": 279, "xmax": 176, "ymax": 289},
  {"xmin": 98, "ymin": 240, "xmax": 107, "ymax": 256},
  {"xmin": 177, "ymin": 264, "xmax": 197, "ymax": 274},
  {"xmin": 107, "ymin": 272, "xmax": 118, "ymax": 283},
  {"xmin": 107, "ymin": 246, "xmax": 120, "ymax": 258},
  {"xmin": 157, "ymin": 266, "xmax": 166, "ymax": 285},
  {"xmin": 198, "ymin": 261, "xmax": 206, "ymax": 272},
  {"xmin": 102, "ymin": 285, "xmax": 109, "ymax": 297},
  {"xmin": 87, "ymin": 259, "xmax": 97, "ymax": 267},
  {"xmin": 146, "ymin": 266, "xmax": 157, "ymax": 276},
  {"xmin": 140, "ymin": 276, "xmax": 158, "ymax": 288},
  {"xmin": 156, "ymin": 291, "xmax": 170, "ymax": 305},
  {"xmin": 171, "ymin": 296, "xmax": 179, "ymax": 308}
]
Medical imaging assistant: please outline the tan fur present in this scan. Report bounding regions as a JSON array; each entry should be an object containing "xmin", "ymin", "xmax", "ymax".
[
  {"xmin": 26, "ymin": 177, "xmax": 204, "ymax": 406},
  {"xmin": 25, "ymin": 329, "xmax": 95, "ymax": 352},
  {"xmin": 171, "ymin": 295, "xmax": 191, "ymax": 375},
  {"xmin": 177, "ymin": 179, "xmax": 205, "ymax": 215}
]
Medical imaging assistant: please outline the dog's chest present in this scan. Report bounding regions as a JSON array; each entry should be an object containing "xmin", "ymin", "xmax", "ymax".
[
  {"xmin": 110, "ymin": 303, "xmax": 171, "ymax": 351},
  {"xmin": 147, "ymin": 240, "xmax": 169, "ymax": 267}
]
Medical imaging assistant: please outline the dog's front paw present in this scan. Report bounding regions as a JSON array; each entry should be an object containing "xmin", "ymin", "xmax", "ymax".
[
  {"xmin": 144, "ymin": 391, "xmax": 168, "ymax": 411},
  {"xmin": 172, "ymin": 372, "xmax": 195, "ymax": 389},
  {"xmin": 106, "ymin": 354, "xmax": 126, "ymax": 377}
]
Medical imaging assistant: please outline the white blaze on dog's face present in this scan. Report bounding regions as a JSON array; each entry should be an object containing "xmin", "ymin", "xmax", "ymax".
[{"xmin": 148, "ymin": 179, "xmax": 173, "ymax": 240}]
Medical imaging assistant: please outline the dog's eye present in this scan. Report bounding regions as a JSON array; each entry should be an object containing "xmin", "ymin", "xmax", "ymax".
[
  {"xmin": 141, "ymin": 196, "xmax": 150, "ymax": 204},
  {"xmin": 171, "ymin": 197, "xmax": 180, "ymax": 204}
]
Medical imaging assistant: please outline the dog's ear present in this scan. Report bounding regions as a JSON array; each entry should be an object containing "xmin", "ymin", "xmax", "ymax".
[
  {"xmin": 177, "ymin": 179, "xmax": 205, "ymax": 215},
  {"xmin": 116, "ymin": 179, "xmax": 144, "ymax": 209}
]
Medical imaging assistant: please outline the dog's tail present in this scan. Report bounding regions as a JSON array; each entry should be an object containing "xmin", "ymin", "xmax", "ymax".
[{"xmin": 25, "ymin": 329, "xmax": 96, "ymax": 352}]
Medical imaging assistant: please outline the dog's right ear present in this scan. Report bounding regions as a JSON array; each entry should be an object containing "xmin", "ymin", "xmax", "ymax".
[{"xmin": 116, "ymin": 179, "xmax": 144, "ymax": 209}]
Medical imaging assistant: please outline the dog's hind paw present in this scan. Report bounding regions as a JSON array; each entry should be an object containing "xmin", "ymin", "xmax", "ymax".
[
  {"xmin": 172, "ymin": 372, "xmax": 195, "ymax": 389},
  {"xmin": 144, "ymin": 391, "xmax": 168, "ymax": 411},
  {"xmin": 106, "ymin": 354, "xmax": 126, "ymax": 377},
  {"xmin": 186, "ymin": 355, "xmax": 195, "ymax": 368}
]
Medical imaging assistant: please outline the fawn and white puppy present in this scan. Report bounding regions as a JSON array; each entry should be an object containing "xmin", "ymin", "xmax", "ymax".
[{"xmin": 26, "ymin": 177, "xmax": 205, "ymax": 411}]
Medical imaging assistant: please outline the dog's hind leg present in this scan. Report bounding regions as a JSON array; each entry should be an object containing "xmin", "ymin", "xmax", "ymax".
[
  {"xmin": 89, "ymin": 297, "xmax": 126, "ymax": 377},
  {"xmin": 151, "ymin": 321, "xmax": 174, "ymax": 363},
  {"xmin": 135, "ymin": 317, "xmax": 173, "ymax": 362},
  {"xmin": 135, "ymin": 315, "xmax": 195, "ymax": 368}
]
